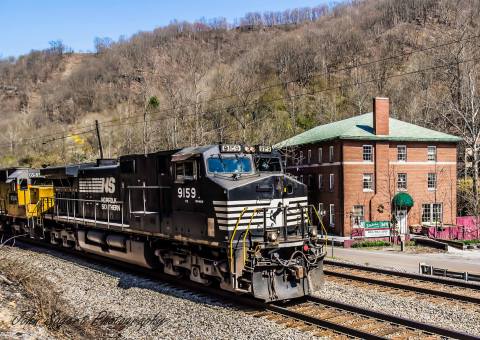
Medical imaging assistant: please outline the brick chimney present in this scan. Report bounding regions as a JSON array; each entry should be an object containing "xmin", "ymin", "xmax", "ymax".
[{"xmin": 373, "ymin": 97, "xmax": 389, "ymax": 135}]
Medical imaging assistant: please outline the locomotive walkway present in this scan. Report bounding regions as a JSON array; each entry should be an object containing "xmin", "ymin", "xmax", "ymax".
[{"xmin": 327, "ymin": 246, "xmax": 480, "ymax": 275}]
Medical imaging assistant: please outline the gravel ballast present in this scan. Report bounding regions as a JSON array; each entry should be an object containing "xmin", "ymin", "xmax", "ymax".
[
  {"xmin": 0, "ymin": 245, "xmax": 320, "ymax": 339},
  {"xmin": 314, "ymin": 280, "xmax": 480, "ymax": 336},
  {"xmin": 1, "ymin": 244, "xmax": 478, "ymax": 339}
]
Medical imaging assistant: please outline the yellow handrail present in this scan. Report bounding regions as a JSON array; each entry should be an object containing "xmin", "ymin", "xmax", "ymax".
[
  {"xmin": 229, "ymin": 207, "xmax": 247, "ymax": 273},
  {"xmin": 311, "ymin": 205, "xmax": 328, "ymax": 248},
  {"xmin": 243, "ymin": 208, "xmax": 258, "ymax": 265}
]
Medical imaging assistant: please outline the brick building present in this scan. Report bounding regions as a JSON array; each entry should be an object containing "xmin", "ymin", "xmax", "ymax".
[{"xmin": 277, "ymin": 98, "xmax": 462, "ymax": 237}]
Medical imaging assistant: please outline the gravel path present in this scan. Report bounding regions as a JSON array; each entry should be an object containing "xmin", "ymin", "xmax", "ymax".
[
  {"xmin": 314, "ymin": 281, "xmax": 480, "ymax": 336},
  {"xmin": 0, "ymin": 245, "xmax": 320, "ymax": 340}
]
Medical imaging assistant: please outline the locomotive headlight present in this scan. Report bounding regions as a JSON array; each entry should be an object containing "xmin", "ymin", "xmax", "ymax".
[{"xmin": 267, "ymin": 231, "xmax": 278, "ymax": 242}]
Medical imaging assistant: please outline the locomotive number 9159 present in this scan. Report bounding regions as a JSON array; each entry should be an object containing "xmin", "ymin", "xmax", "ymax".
[{"xmin": 177, "ymin": 187, "xmax": 197, "ymax": 199}]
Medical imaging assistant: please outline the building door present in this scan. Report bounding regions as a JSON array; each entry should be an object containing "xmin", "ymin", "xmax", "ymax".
[{"xmin": 396, "ymin": 209, "xmax": 408, "ymax": 234}]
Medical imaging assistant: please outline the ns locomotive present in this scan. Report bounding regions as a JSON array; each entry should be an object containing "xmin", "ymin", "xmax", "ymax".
[{"xmin": 0, "ymin": 144, "xmax": 326, "ymax": 301}]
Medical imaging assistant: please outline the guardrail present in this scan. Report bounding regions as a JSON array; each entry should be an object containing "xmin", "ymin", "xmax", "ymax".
[{"xmin": 419, "ymin": 262, "xmax": 480, "ymax": 283}]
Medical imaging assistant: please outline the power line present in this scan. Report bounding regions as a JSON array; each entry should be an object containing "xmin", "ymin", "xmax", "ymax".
[
  {"xmin": 94, "ymin": 54, "xmax": 480, "ymax": 134},
  {"xmin": 94, "ymin": 32, "xmax": 480, "ymax": 127}
]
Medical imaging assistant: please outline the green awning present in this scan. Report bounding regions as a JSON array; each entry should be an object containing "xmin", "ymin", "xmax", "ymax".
[{"xmin": 392, "ymin": 192, "xmax": 414, "ymax": 208}]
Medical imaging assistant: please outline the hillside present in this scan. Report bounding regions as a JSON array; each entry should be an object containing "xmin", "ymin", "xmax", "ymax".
[{"xmin": 0, "ymin": 0, "xmax": 478, "ymax": 167}]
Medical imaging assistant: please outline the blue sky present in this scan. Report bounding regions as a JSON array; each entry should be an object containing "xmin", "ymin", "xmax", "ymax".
[{"xmin": 0, "ymin": 1, "xmax": 328, "ymax": 57}]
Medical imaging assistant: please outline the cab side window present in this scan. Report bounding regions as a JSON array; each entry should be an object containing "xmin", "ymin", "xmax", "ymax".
[
  {"xmin": 19, "ymin": 179, "xmax": 28, "ymax": 190},
  {"xmin": 175, "ymin": 161, "xmax": 197, "ymax": 182}
]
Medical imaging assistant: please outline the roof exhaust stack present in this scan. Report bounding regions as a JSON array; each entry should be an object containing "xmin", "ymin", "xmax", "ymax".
[{"xmin": 373, "ymin": 97, "xmax": 389, "ymax": 135}]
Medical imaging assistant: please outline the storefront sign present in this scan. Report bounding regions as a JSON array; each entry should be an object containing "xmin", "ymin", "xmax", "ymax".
[
  {"xmin": 364, "ymin": 228, "xmax": 390, "ymax": 238},
  {"xmin": 364, "ymin": 221, "xmax": 390, "ymax": 238},
  {"xmin": 364, "ymin": 221, "xmax": 390, "ymax": 229}
]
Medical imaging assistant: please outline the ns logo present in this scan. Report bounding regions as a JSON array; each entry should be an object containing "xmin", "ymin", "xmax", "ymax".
[{"xmin": 103, "ymin": 177, "xmax": 116, "ymax": 194}]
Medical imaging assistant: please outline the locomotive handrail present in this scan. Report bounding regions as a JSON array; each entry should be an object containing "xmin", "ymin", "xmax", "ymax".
[
  {"xmin": 46, "ymin": 196, "xmax": 125, "ymax": 229},
  {"xmin": 242, "ymin": 208, "xmax": 258, "ymax": 265},
  {"xmin": 229, "ymin": 207, "xmax": 248, "ymax": 275},
  {"xmin": 48, "ymin": 197, "xmax": 124, "ymax": 203},
  {"xmin": 310, "ymin": 205, "xmax": 328, "ymax": 248}
]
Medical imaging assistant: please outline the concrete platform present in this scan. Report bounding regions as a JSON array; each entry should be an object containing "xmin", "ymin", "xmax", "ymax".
[{"xmin": 326, "ymin": 246, "xmax": 480, "ymax": 275}]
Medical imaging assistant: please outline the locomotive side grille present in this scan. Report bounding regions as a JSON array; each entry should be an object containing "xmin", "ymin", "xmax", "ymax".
[{"xmin": 213, "ymin": 197, "xmax": 308, "ymax": 230}]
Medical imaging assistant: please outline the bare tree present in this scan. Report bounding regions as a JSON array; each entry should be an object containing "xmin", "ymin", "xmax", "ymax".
[{"xmin": 438, "ymin": 66, "xmax": 480, "ymax": 217}]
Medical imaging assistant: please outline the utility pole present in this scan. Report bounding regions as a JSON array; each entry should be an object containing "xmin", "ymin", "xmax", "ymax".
[{"xmin": 95, "ymin": 120, "xmax": 104, "ymax": 159}]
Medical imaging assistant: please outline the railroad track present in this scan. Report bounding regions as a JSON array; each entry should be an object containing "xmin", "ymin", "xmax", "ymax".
[
  {"xmin": 6, "ymin": 240, "xmax": 479, "ymax": 339},
  {"xmin": 323, "ymin": 260, "xmax": 480, "ymax": 307},
  {"xmin": 264, "ymin": 296, "xmax": 478, "ymax": 339}
]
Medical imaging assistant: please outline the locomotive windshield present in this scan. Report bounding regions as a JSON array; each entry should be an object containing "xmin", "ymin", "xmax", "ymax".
[
  {"xmin": 254, "ymin": 156, "xmax": 282, "ymax": 172},
  {"xmin": 207, "ymin": 156, "xmax": 252, "ymax": 174}
]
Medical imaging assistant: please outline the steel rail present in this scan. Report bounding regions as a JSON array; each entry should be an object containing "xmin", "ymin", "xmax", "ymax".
[
  {"xmin": 7, "ymin": 239, "xmax": 479, "ymax": 340},
  {"xmin": 324, "ymin": 268, "xmax": 480, "ymax": 305},
  {"xmin": 306, "ymin": 296, "xmax": 479, "ymax": 340},
  {"xmin": 324, "ymin": 259, "xmax": 480, "ymax": 290}
]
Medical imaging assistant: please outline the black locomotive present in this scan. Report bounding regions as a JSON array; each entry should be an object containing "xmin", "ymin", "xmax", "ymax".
[{"xmin": 0, "ymin": 144, "xmax": 326, "ymax": 301}]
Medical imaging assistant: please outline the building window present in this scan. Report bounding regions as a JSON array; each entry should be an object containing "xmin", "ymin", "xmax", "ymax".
[
  {"xmin": 427, "ymin": 173, "xmax": 437, "ymax": 190},
  {"xmin": 318, "ymin": 147, "xmax": 323, "ymax": 163},
  {"xmin": 319, "ymin": 203, "xmax": 324, "ymax": 216},
  {"xmin": 307, "ymin": 174, "xmax": 314, "ymax": 187},
  {"xmin": 329, "ymin": 173, "xmax": 334, "ymax": 191},
  {"xmin": 397, "ymin": 145, "xmax": 407, "ymax": 161},
  {"xmin": 318, "ymin": 174, "xmax": 323, "ymax": 190},
  {"xmin": 363, "ymin": 145, "xmax": 373, "ymax": 162},
  {"xmin": 428, "ymin": 146, "xmax": 437, "ymax": 161},
  {"xmin": 397, "ymin": 173, "xmax": 407, "ymax": 190},
  {"xmin": 352, "ymin": 205, "xmax": 364, "ymax": 228},
  {"xmin": 318, "ymin": 203, "xmax": 327, "ymax": 220},
  {"xmin": 307, "ymin": 149, "xmax": 312, "ymax": 164},
  {"xmin": 329, "ymin": 146, "xmax": 334, "ymax": 162},
  {"xmin": 329, "ymin": 204, "xmax": 335, "ymax": 226},
  {"xmin": 299, "ymin": 151, "xmax": 304, "ymax": 165},
  {"xmin": 363, "ymin": 173, "xmax": 373, "ymax": 191},
  {"xmin": 421, "ymin": 203, "xmax": 442, "ymax": 224}
]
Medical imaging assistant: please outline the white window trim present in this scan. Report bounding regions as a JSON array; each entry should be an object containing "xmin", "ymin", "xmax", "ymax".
[
  {"xmin": 421, "ymin": 203, "xmax": 443, "ymax": 225},
  {"xmin": 397, "ymin": 145, "xmax": 407, "ymax": 162},
  {"xmin": 307, "ymin": 149, "xmax": 312, "ymax": 164},
  {"xmin": 362, "ymin": 173, "xmax": 374, "ymax": 192},
  {"xmin": 318, "ymin": 147, "xmax": 323, "ymax": 164},
  {"xmin": 362, "ymin": 145, "xmax": 374, "ymax": 162},
  {"xmin": 329, "ymin": 173, "xmax": 334, "ymax": 191},
  {"xmin": 329, "ymin": 204, "xmax": 335, "ymax": 226},
  {"xmin": 318, "ymin": 174, "xmax": 323, "ymax": 190},
  {"xmin": 397, "ymin": 173, "xmax": 407, "ymax": 191},
  {"xmin": 352, "ymin": 205, "xmax": 365, "ymax": 228},
  {"xmin": 427, "ymin": 146, "xmax": 437, "ymax": 162},
  {"xmin": 427, "ymin": 173, "xmax": 437, "ymax": 191},
  {"xmin": 329, "ymin": 146, "xmax": 334, "ymax": 163}
]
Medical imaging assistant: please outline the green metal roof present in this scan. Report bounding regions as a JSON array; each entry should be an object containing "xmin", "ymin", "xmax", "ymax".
[
  {"xmin": 275, "ymin": 112, "xmax": 462, "ymax": 148},
  {"xmin": 392, "ymin": 192, "xmax": 414, "ymax": 208}
]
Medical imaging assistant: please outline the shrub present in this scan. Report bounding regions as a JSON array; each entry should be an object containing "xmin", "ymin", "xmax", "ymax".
[{"xmin": 352, "ymin": 240, "xmax": 391, "ymax": 248}]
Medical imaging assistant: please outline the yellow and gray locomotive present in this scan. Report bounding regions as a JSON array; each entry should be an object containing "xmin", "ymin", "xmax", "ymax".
[{"xmin": 0, "ymin": 145, "xmax": 326, "ymax": 301}]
